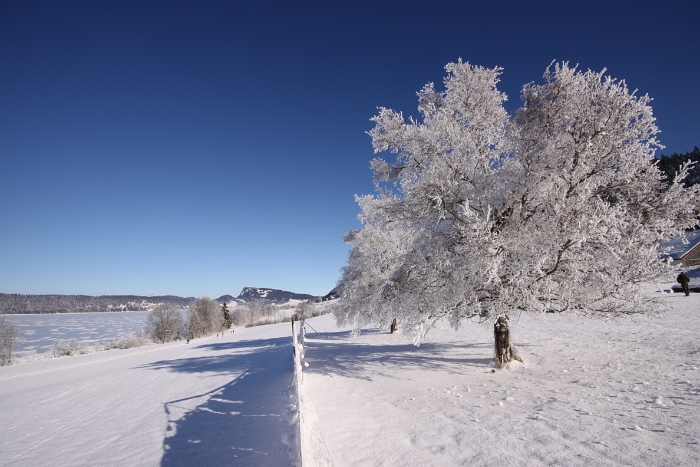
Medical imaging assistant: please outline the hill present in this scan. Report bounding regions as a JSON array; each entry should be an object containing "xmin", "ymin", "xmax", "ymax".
[{"xmin": 234, "ymin": 286, "xmax": 316, "ymax": 305}]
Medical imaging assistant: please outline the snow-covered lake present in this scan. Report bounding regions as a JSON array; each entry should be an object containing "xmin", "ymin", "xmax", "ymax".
[{"xmin": 3, "ymin": 311, "xmax": 153, "ymax": 359}]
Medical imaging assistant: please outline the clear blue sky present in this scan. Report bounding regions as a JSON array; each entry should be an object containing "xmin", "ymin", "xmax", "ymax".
[{"xmin": 1, "ymin": 0, "xmax": 698, "ymax": 298}]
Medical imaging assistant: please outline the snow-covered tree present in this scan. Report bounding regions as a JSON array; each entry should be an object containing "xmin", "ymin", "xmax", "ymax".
[
  {"xmin": 147, "ymin": 304, "xmax": 183, "ymax": 343},
  {"xmin": 335, "ymin": 60, "xmax": 699, "ymax": 366},
  {"xmin": 186, "ymin": 297, "xmax": 223, "ymax": 338},
  {"xmin": 0, "ymin": 316, "xmax": 18, "ymax": 366}
]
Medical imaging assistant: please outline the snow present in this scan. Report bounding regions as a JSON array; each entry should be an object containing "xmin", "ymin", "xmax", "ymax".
[
  {"xmin": 0, "ymin": 323, "xmax": 297, "ymax": 467},
  {"xmin": 686, "ymin": 266, "xmax": 700, "ymax": 287},
  {"xmin": 301, "ymin": 283, "xmax": 700, "ymax": 466},
  {"xmin": 663, "ymin": 230, "xmax": 700, "ymax": 260},
  {"xmin": 4, "ymin": 311, "xmax": 151, "ymax": 360},
  {"xmin": 2, "ymin": 288, "xmax": 700, "ymax": 466}
]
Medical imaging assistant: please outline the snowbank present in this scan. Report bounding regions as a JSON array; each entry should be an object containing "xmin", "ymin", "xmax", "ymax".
[{"xmin": 292, "ymin": 320, "xmax": 334, "ymax": 467}]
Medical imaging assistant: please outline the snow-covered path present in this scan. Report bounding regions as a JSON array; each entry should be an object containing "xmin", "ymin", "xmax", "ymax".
[
  {"xmin": 302, "ymin": 289, "xmax": 700, "ymax": 466},
  {"xmin": 0, "ymin": 322, "xmax": 296, "ymax": 467}
]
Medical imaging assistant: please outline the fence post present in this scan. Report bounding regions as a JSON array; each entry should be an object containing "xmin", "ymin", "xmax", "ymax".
[{"xmin": 292, "ymin": 319, "xmax": 298, "ymax": 347}]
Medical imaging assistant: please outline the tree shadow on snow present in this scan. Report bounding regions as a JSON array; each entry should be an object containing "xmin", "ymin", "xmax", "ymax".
[
  {"xmin": 302, "ymin": 333, "xmax": 493, "ymax": 381},
  {"xmin": 138, "ymin": 337, "xmax": 295, "ymax": 467}
]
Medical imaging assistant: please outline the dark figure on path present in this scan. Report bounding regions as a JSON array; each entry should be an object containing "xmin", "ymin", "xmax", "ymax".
[{"xmin": 677, "ymin": 272, "xmax": 691, "ymax": 296}]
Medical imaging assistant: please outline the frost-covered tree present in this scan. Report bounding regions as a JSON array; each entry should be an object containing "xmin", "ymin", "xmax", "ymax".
[
  {"xmin": 187, "ymin": 297, "xmax": 223, "ymax": 338},
  {"xmin": 295, "ymin": 300, "xmax": 312, "ymax": 318},
  {"xmin": 335, "ymin": 60, "xmax": 699, "ymax": 366},
  {"xmin": 0, "ymin": 316, "xmax": 19, "ymax": 366},
  {"xmin": 147, "ymin": 304, "xmax": 183, "ymax": 343}
]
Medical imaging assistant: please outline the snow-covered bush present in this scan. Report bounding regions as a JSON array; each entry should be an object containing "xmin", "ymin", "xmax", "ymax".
[
  {"xmin": 232, "ymin": 302, "xmax": 285, "ymax": 328},
  {"xmin": 54, "ymin": 339, "xmax": 93, "ymax": 357},
  {"xmin": 104, "ymin": 329, "xmax": 152, "ymax": 350},
  {"xmin": 146, "ymin": 304, "xmax": 183, "ymax": 343},
  {"xmin": 0, "ymin": 316, "xmax": 19, "ymax": 366},
  {"xmin": 228, "ymin": 301, "xmax": 332, "ymax": 329},
  {"xmin": 336, "ymin": 60, "xmax": 699, "ymax": 365},
  {"xmin": 186, "ymin": 297, "xmax": 224, "ymax": 338}
]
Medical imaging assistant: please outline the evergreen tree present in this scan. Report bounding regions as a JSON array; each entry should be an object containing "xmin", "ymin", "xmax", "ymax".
[
  {"xmin": 657, "ymin": 146, "xmax": 700, "ymax": 188},
  {"xmin": 221, "ymin": 302, "xmax": 233, "ymax": 330}
]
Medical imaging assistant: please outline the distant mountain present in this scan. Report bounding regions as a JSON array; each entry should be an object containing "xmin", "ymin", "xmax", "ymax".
[
  {"xmin": 216, "ymin": 294, "xmax": 236, "ymax": 302},
  {"xmin": 235, "ymin": 286, "xmax": 316, "ymax": 305},
  {"xmin": 214, "ymin": 294, "xmax": 247, "ymax": 306}
]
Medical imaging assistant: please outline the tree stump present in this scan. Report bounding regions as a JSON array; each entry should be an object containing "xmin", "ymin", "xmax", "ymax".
[
  {"xmin": 390, "ymin": 318, "xmax": 397, "ymax": 334},
  {"xmin": 494, "ymin": 316, "xmax": 512, "ymax": 367}
]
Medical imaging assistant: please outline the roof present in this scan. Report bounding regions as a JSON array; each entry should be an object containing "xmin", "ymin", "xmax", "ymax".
[{"xmin": 663, "ymin": 230, "xmax": 700, "ymax": 260}]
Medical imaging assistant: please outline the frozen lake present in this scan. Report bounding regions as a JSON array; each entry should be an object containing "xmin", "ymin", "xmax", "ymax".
[{"xmin": 3, "ymin": 311, "xmax": 155, "ymax": 359}]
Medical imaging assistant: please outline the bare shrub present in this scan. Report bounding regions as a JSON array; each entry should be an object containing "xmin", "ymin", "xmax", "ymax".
[
  {"xmin": 263, "ymin": 304, "xmax": 277, "ymax": 317},
  {"xmin": 54, "ymin": 339, "xmax": 92, "ymax": 357},
  {"xmin": 104, "ymin": 329, "xmax": 152, "ymax": 350},
  {"xmin": 244, "ymin": 313, "xmax": 293, "ymax": 328},
  {"xmin": 234, "ymin": 302, "xmax": 296, "ymax": 328},
  {"xmin": 295, "ymin": 301, "xmax": 311, "ymax": 318},
  {"xmin": 232, "ymin": 306, "xmax": 248, "ymax": 327},
  {"xmin": 0, "ymin": 316, "xmax": 19, "ymax": 366}
]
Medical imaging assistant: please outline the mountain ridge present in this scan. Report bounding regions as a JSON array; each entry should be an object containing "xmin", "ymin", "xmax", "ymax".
[{"xmin": 229, "ymin": 286, "xmax": 317, "ymax": 305}]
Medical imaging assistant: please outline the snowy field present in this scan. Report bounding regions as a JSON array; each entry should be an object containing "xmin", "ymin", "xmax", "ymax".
[
  {"xmin": 0, "ymin": 323, "xmax": 297, "ymax": 467},
  {"xmin": 4, "ymin": 311, "xmax": 152, "ymax": 360},
  {"xmin": 1, "ymin": 285, "xmax": 699, "ymax": 466},
  {"xmin": 302, "ymin": 284, "xmax": 700, "ymax": 466}
]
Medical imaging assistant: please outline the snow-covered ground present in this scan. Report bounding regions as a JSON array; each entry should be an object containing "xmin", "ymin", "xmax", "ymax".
[
  {"xmin": 2, "ymin": 285, "xmax": 699, "ymax": 466},
  {"xmin": 0, "ymin": 323, "xmax": 297, "ymax": 467},
  {"xmin": 301, "ymin": 284, "xmax": 700, "ymax": 466}
]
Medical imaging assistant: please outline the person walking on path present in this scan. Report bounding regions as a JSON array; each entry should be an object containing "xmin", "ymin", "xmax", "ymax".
[{"xmin": 677, "ymin": 271, "xmax": 691, "ymax": 296}]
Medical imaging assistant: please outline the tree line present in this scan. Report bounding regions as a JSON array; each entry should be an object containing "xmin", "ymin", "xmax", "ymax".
[
  {"xmin": 145, "ymin": 298, "xmax": 326, "ymax": 344},
  {"xmin": 0, "ymin": 294, "xmax": 195, "ymax": 314},
  {"xmin": 657, "ymin": 146, "xmax": 700, "ymax": 189}
]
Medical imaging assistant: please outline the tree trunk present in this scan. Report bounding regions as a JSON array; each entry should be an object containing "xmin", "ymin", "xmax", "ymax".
[
  {"xmin": 390, "ymin": 319, "xmax": 397, "ymax": 334},
  {"xmin": 494, "ymin": 316, "xmax": 512, "ymax": 367}
]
